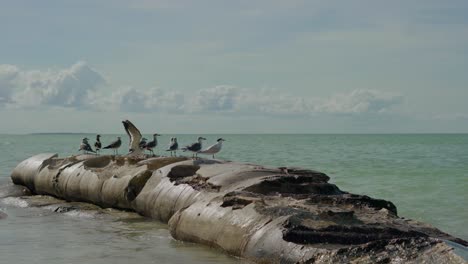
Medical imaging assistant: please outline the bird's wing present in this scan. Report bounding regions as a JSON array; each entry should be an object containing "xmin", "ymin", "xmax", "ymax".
[
  {"xmin": 145, "ymin": 141, "xmax": 156, "ymax": 148},
  {"xmin": 104, "ymin": 139, "xmax": 118, "ymax": 149},
  {"xmin": 85, "ymin": 142, "xmax": 96, "ymax": 153},
  {"xmin": 166, "ymin": 142, "xmax": 178, "ymax": 151},
  {"xmin": 123, "ymin": 120, "xmax": 142, "ymax": 152},
  {"xmin": 198, "ymin": 143, "xmax": 219, "ymax": 154},
  {"xmin": 186, "ymin": 142, "xmax": 201, "ymax": 151}
]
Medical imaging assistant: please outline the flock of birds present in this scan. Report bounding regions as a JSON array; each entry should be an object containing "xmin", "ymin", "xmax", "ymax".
[{"xmin": 79, "ymin": 133, "xmax": 226, "ymax": 159}]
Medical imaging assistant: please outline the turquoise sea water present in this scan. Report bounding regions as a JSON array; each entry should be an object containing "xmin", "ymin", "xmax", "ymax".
[{"xmin": 1, "ymin": 134, "xmax": 467, "ymax": 263}]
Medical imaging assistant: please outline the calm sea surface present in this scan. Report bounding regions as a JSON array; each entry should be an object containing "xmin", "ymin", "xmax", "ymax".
[{"xmin": 1, "ymin": 134, "xmax": 467, "ymax": 263}]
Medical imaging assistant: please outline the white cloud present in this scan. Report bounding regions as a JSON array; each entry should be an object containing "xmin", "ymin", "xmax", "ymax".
[
  {"xmin": 0, "ymin": 64, "xmax": 19, "ymax": 105},
  {"xmin": 102, "ymin": 87, "xmax": 185, "ymax": 113},
  {"xmin": 4, "ymin": 61, "xmax": 105, "ymax": 108},
  {"xmin": 190, "ymin": 86, "xmax": 239, "ymax": 112},
  {"xmin": 0, "ymin": 62, "xmax": 403, "ymax": 117},
  {"xmin": 316, "ymin": 89, "xmax": 403, "ymax": 114}
]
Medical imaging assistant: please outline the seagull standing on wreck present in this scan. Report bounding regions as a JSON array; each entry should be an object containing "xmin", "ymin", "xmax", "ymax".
[
  {"xmin": 79, "ymin": 138, "xmax": 96, "ymax": 154},
  {"xmin": 103, "ymin": 136, "xmax": 122, "ymax": 155},
  {"xmin": 139, "ymin": 138, "xmax": 147, "ymax": 150},
  {"xmin": 166, "ymin": 137, "xmax": 179, "ymax": 157},
  {"xmin": 94, "ymin": 135, "xmax": 102, "ymax": 154},
  {"xmin": 182, "ymin": 137, "xmax": 206, "ymax": 159},
  {"xmin": 198, "ymin": 138, "xmax": 226, "ymax": 159},
  {"xmin": 145, "ymin": 133, "xmax": 161, "ymax": 156},
  {"xmin": 122, "ymin": 120, "xmax": 148, "ymax": 157}
]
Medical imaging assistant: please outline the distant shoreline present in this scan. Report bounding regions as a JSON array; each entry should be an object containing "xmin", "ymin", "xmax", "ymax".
[
  {"xmin": 11, "ymin": 132, "xmax": 468, "ymax": 136},
  {"xmin": 28, "ymin": 132, "xmax": 94, "ymax": 135}
]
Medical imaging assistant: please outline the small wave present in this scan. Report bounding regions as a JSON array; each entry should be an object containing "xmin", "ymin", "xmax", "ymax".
[
  {"xmin": 40, "ymin": 204, "xmax": 99, "ymax": 219},
  {"xmin": 0, "ymin": 197, "xmax": 29, "ymax": 208},
  {"xmin": 63, "ymin": 210, "xmax": 98, "ymax": 219}
]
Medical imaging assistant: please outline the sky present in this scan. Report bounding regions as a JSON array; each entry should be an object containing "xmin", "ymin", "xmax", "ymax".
[{"xmin": 1, "ymin": 0, "xmax": 468, "ymax": 134}]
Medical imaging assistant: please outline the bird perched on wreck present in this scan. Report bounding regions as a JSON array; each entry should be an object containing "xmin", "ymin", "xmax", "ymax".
[
  {"xmin": 122, "ymin": 120, "xmax": 148, "ymax": 158},
  {"xmin": 94, "ymin": 135, "xmax": 102, "ymax": 154},
  {"xmin": 182, "ymin": 137, "xmax": 206, "ymax": 158},
  {"xmin": 79, "ymin": 138, "xmax": 96, "ymax": 154},
  {"xmin": 166, "ymin": 137, "xmax": 179, "ymax": 156},
  {"xmin": 145, "ymin": 133, "xmax": 161, "ymax": 156},
  {"xmin": 198, "ymin": 138, "xmax": 226, "ymax": 159},
  {"xmin": 103, "ymin": 136, "xmax": 122, "ymax": 155},
  {"xmin": 139, "ymin": 138, "xmax": 148, "ymax": 149}
]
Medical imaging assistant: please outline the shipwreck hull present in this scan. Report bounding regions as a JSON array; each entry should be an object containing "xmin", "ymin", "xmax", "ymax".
[{"xmin": 10, "ymin": 153, "xmax": 468, "ymax": 263}]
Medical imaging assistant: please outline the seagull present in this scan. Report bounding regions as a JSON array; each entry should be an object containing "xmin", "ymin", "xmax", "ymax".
[
  {"xmin": 198, "ymin": 138, "xmax": 226, "ymax": 159},
  {"xmin": 94, "ymin": 134, "xmax": 102, "ymax": 154},
  {"xmin": 145, "ymin": 133, "xmax": 161, "ymax": 156},
  {"xmin": 166, "ymin": 137, "xmax": 179, "ymax": 157},
  {"xmin": 182, "ymin": 137, "xmax": 206, "ymax": 159},
  {"xmin": 139, "ymin": 138, "xmax": 148, "ymax": 149},
  {"xmin": 122, "ymin": 120, "xmax": 147, "ymax": 157},
  {"xmin": 79, "ymin": 138, "xmax": 96, "ymax": 154},
  {"xmin": 103, "ymin": 136, "xmax": 122, "ymax": 155}
]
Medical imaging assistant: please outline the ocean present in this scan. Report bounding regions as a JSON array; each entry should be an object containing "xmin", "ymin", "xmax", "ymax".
[{"xmin": 1, "ymin": 134, "xmax": 467, "ymax": 263}]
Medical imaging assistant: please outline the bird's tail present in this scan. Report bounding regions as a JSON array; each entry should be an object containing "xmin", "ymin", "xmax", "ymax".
[
  {"xmin": 181, "ymin": 147, "xmax": 188, "ymax": 152},
  {"xmin": 103, "ymin": 146, "xmax": 111, "ymax": 149}
]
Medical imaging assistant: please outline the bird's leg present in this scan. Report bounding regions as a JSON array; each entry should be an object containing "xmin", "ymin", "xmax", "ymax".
[{"xmin": 212, "ymin": 154, "xmax": 215, "ymax": 159}]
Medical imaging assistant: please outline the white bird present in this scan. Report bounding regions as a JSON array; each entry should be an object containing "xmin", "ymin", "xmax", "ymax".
[
  {"xmin": 182, "ymin": 137, "xmax": 206, "ymax": 159},
  {"xmin": 122, "ymin": 120, "xmax": 145, "ymax": 157},
  {"xmin": 166, "ymin": 137, "xmax": 179, "ymax": 157},
  {"xmin": 198, "ymin": 138, "xmax": 225, "ymax": 159}
]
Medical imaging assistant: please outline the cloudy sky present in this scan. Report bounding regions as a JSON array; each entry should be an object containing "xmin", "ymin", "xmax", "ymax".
[{"xmin": 1, "ymin": 0, "xmax": 467, "ymax": 134}]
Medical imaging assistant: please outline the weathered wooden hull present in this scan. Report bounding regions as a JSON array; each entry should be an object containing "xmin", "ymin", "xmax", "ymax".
[{"xmin": 10, "ymin": 153, "xmax": 467, "ymax": 263}]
